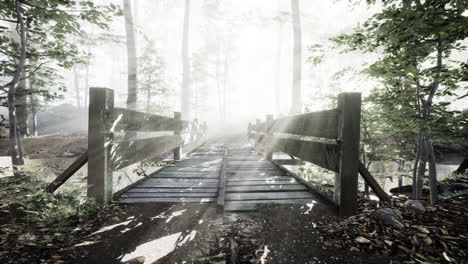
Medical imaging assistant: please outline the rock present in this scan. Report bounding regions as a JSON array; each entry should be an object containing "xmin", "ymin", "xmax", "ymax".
[
  {"xmin": 372, "ymin": 208, "xmax": 404, "ymax": 228},
  {"xmin": 404, "ymin": 200, "xmax": 426, "ymax": 213}
]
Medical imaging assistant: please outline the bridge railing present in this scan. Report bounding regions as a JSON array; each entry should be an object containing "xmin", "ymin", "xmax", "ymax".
[
  {"xmin": 248, "ymin": 92, "xmax": 361, "ymax": 216},
  {"xmin": 88, "ymin": 87, "xmax": 207, "ymax": 204}
]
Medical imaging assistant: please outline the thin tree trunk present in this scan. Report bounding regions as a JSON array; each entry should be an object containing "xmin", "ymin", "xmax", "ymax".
[
  {"xmin": 7, "ymin": 0, "xmax": 27, "ymax": 172},
  {"xmin": 124, "ymin": 0, "xmax": 137, "ymax": 110},
  {"xmin": 181, "ymin": 0, "xmax": 191, "ymax": 120},
  {"xmin": 416, "ymin": 139, "xmax": 427, "ymax": 199},
  {"xmin": 16, "ymin": 72, "xmax": 28, "ymax": 137},
  {"xmin": 426, "ymin": 137, "xmax": 438, "ymax": 204},
  {"xmin": 290, "ymin": 0, "xmax": 302, "ymax": 114},
  {"xmin": 73, "ymin": 66, "xmax": 81, "ymax": 109},
  {"xmin": 398, "ymin": 142, "xmax": 406, "ymax": 191}
]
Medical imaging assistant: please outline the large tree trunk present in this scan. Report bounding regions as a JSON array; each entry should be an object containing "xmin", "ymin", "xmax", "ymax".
[
  {"xmin": 16, "ymin": 71, "xmax": 29, "ymax": 137},
  {"xmin": 181, "ymin": 0, "xmax": 191, "ymax": 120},
  {"xmin": 8, "ymin": 0, "xmax": 27, "ymax": 173},
  {"xmin": 290, "ymin": 0, "xmax": 302, "ymax": 114},
  {"xmin": 124, "ymin": 0, "xmax": 137, "ymax": 110}
]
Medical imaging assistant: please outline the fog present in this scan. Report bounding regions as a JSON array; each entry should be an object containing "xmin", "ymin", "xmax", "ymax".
[{"xmin": 31, "ymin": 0, "xmax": 383, "ymax": 135}]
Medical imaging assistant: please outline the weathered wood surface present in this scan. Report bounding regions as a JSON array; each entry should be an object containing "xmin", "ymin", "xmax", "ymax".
[
  {"xmin": 335, "ymin": 92, "xmax": 361, "ymax": 217},
  {"xmin": 217, "ymin": 149, "xmax": 228, "ymax": 210},
  {"xmin": 88, "ymin": 87, "xmax": 114, "ymax": 205},
  {"xmin": 119, "ymin": 197, "xmax": 215, "ymax": 203},
  {"xmin": 117, "ymin": 144, "xmax": 321, "ymax": 212},
  {"xmin": 270, "ymin": 109, "xmax": 338, "ymax": 139},
  {"xmin": 110, "ymin": 107, "xmax": 178, "ymax": 132},
  {"xmin": 272, "ymin": 137, "xmax": 339, "ymax": 172},
  {"xmin": 227, "ymin": 185, "xmax": 307, "ymax": 192},
  {"xmin": 358, "ymin": 161, "xmax": 391, "ymax": 203},
  {"xmin": 112, "ymin": 135, "xmax": 182, "ymax": 170},
  {"xmin": 117, "ymin": 144, "xmax": 224, "ymax": 204},
  {"xmin": 46, "ymin": 151, "xmax": 88, "ymax": 193}
]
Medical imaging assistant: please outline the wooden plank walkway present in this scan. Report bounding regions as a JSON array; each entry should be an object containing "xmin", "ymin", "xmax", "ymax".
[{"xmin": 118, "ymin": 144, "xmax": 321, "ymax": 211}]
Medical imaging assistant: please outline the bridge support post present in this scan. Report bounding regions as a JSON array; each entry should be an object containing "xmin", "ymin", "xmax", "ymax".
[
  {"xmin": 265, "ymin": 114, "xmax": 274, "ymax": 161},
  {"xmin": 173, "ymin": 112, "xmax": 182, "ymax": 160},
  {"xmin": 335, "ymin": 92, "xmax": 361, "ymax": 217},
  {"xmin": 88, "ymin": 87, "xmax": 114, "ymax": 205}
]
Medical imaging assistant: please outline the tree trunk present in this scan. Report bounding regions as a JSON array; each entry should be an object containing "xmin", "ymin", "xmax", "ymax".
[
  {"xmin": 274, "ymin": 18, "xmax": 283, "ymax": 116},
  {"xmin": 397, "ymin": 142, "xmax": 406, "ymax": 191},
  {"xmin": 416, "ymin": 139, "xmax": 427, "ymax": 199},
  {"xmin": 73, "ymin": 66, "xmax": 81, "ymax": 109},
  {"xmin": 181, "ymin": 0, "xmax": 191, "ymax": 120},
  {"xmin": 425, "ymin": 137, "xmax": 438, "ymax": 204},
  {"xmin": 8, "ymin": 0, "xmax": 27, "ymax": 172},
  {"xmin": 16, "ymin": 73, "xmax": 29, "ymax": 137},
  {"xmin": 124, "ymin": 0, "xmax": 137, "ymax": 110},
  {"xmin": 290, "ymin": 0, "xmax": 302, "ymax": 114}
]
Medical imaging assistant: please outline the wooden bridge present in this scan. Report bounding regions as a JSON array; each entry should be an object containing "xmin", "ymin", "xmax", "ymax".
[{"xmin": 48, "ymin": 88, "xmax": 389, "ymax": 217}]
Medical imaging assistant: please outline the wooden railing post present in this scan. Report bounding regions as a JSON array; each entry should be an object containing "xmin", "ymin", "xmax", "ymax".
[
  {"xmin": 173, "ymin": 111, "xmax": 182, "ymax": 160},
  {"xmin": 265, "ymin": 114, "xmax": 274, "ymax": 161},
  {"xmin": 335, "ymin": 92, "xmax": 361, "ymax": 216},
  {"xmin": 88, "ymin": 87, "xmax": 114, "ymax": 205}
]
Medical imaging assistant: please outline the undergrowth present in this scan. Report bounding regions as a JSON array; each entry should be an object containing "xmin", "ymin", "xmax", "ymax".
[{"xmin": 0, "ymin": 173, "xmax": 98, "ymax": 226}]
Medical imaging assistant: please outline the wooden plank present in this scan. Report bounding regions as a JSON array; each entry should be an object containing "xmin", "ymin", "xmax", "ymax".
[
  {"xmin": 227, "ymin": 185, "xmax": 308, "ymax": 192},
  {"xmin": 161, "ymin": 166, "xmax": 219, "ymax": 171},
  {"xmin": 273, "ymin": 159, "xmax": 305, "ymax": 166},
  {"xmin": 270, "ymin": 109, "xmax": 338, "ymax": 139},
  {"xmin": 272, "ymin": 138, "xmax": 339, "ymax": 172},
  {"xmin": 112, "ymin": 135, "xmax": 182, "ymax": 170},
  {"xmin": 127, "ymin": 187, "xmax": 218, "ymax": 193},
  {"xmin": 335, "ymin": 92, "xmax": 361, "ymax": 217},
  {"xmin": 88, "ymin": 87, "xmax": 114, "ymax": 205},
  {"xmin": 358, "ymin": 161, "xmax": 391, "ymax": 203},
  {"xmin": 217, "ymin": 149, "xmax": 227, "ymax": 211},
  {"xmin": 46, "ymin": 151, "xmax": 88, "ymax": 193},
  {"xmin": 224, "ymin": 198, "xmax": 318, "ymax": 211},
  {"xmin": 227, "ymin": 176, "xmax": 295, "ymax": 182},
  {"xmin": 118, "ymin": 197, "xmax": 215, "ymax": 203},
  {"xmin": 150, "ymin": 173, "xmax": 220, "ymax": 179},
  {"xmin": 226, "ymin": 191, "xmax": 314, "ymax": 201},
  {"xmin": 123, "ymin": 192, "xmax": 217, "ymax": 198},
  {"xmin": 143, "ymin": 178, "xmax": 219, "ymax": 183},
  {"xmin": 110, "ymin": 107, "xmax": 178, "ymax": 132},
  {"xmin": 136, "ymin": 181, "xmax": 218, "ymax": 188},
  {"xmin": 227, "ymin": 180, "xmax": 298, "ymax": 186},
  {"xmin": 226, "ymin": 171, "xmax": 289, "ymax": 177}
]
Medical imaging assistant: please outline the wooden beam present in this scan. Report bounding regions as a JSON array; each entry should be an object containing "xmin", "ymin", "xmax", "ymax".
[
  {"xmin": 46, "ymin": 151, "xmax": 88, "ymax": 193},
  {"xmin": 335, "ymin": 92, "xmax": 361, "ymax": 217},
  {"xmin": 217, "ymin": 148, "xmax": 227, "ymax": 212},
  {"xmin": 88, "ymin": 87, "xmax": 114, "ymax": 205},
  {"xmin": 272, "ymin": 137, "xmax": 339, "ymax": 172},
  {"xmin": 271, "ymin": 109, "xmax": 338, "ymax": 139},
  {"xmin": 112, "ymin": 135, "xmax": 182, "ymax": 171},
  {"xmin": 110, "ymin": 107, "xmax": 177, "ymax": 132},
  {"xmin": 358, "ymin": 161, "xmax": 391, "ymax": 203}
]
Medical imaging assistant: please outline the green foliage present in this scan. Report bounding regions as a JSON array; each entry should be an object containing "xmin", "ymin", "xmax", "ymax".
[
  {"xmin": 0, "ymin": 0, "xmax": 122, "ymax": 108},
  {"xmin": 137, "ymin": 38, "xmax": 172, "ymax": 114},
  {"xmin": 18, "ymin": 184, "xmax": 97, "ymax": 225},
  {"xmin": 0, "ymin": 175, "xmax": 97, "ymax": 225},
  {"xmin": 333, "ymin": 0, "xmax": 468, "ymax": 165}
]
